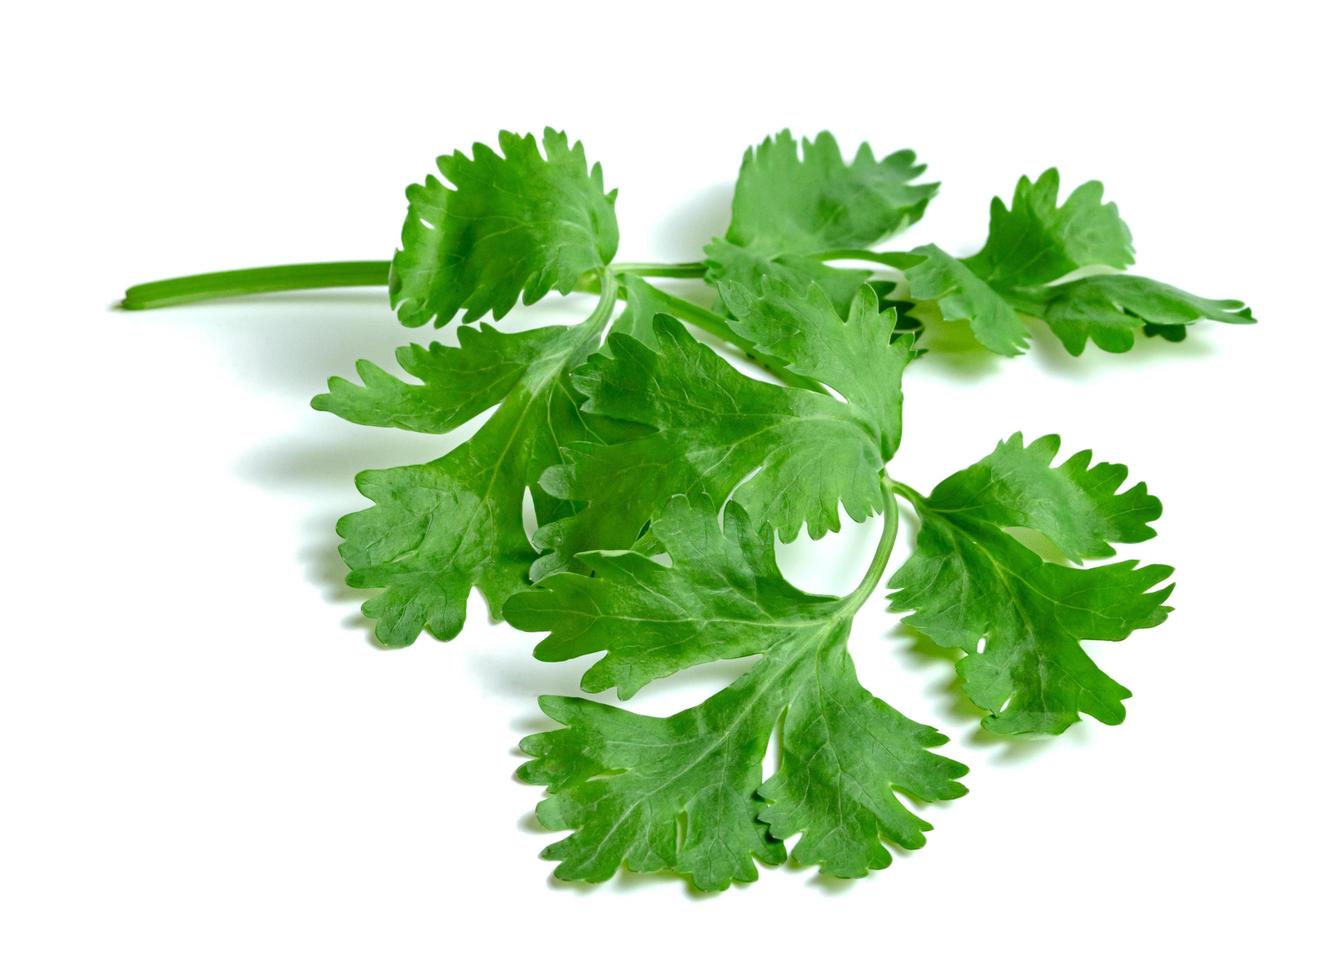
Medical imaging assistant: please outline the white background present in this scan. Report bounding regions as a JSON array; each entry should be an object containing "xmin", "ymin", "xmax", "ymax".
[{"xmin": 3, "ymin": 2, "xmax": 1338, "ymax": 977}]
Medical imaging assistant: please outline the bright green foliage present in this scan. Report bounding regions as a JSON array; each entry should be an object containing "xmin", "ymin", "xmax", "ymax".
[
  {"xmin": 508, "ymin": 495, "xmax": 967, "ymax": 890},
  {"xmin": 116, "ymin": 126, "xmax": 1245, "ymax": 888},
  {"xmin": 906, "ymin": 169, "xmax": 1252, "ymax": 355},
  {"xmin": 704, "ymin": 239, "xmax": 871, "ymax": 312},
  {"xmin": 314, "ymin": 295, "xmax": 627, "ymax": 647},
  {"xmin": 531, "ymin": 315, "xmax": 887, "ymax": 577},
  {"xmin": 721, "ymin": 279, "xmax": 915, "ymax": 457},
  {"xmin": 889, "ymin": 434, "xmax": 1174, "ymax": 734},
  {"xmin": 390, "ymin": 128, "xmax": 617, "ymax": 326},
  {"xmin": 705, "ymin": 130, "xmax": 935, "ymax": 308},
  {"xmin": 1020, "ymin": 274, "xmax": 1255, "ymax": 354},
  {"xmin": 963, "ymin": 169, "xmax": 1134, "ymax": 288},
  {"xmin": 312, "ymin": 325, "xmax": 563, "ymax": 434},
  {"xmin": 609, "ymin": 272, "xmax": 679, "ymax": 345},
  {"xmin": 725, "ymin": 130, "xmax": 937, "ymax": 255},
  {"xmin": 907, "ymin": 245, "xmax": 1030, "ymax": 355}
]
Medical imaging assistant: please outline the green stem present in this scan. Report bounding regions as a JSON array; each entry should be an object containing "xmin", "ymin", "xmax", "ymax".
[
  {"xmin": 883, "ymin": 475, "xmax": 923, "ymax": 505},
  {"xmin": 119, "ymin": 259, "xmax": 706, "ymax": 311},
  {"xmin": 810, "ymin": 249, "xmax": 923, "ymax": 270},
  {"xmin": 120, "ymin": 261, "xmax": 391, "ymax": 310},
  {"xmin": 610, "ymin": 261, "xmax": 706, "ymax": 279},
  {"xmin": 580, "ymin": 268, "xmax": 620, "ymax": 336},
  {"xmin": 840, "ymin": 483, "xmax": 900, "ymax": 614}
]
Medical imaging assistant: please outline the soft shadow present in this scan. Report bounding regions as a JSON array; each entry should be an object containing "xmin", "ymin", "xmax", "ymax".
[
  {"xmin": 294, "ymin": 507, "xmax": 381, "ymax": 645},
  {"xmin": 543, "ymin": 865, "xmax": 721, "ymax": 899},
  {"xmin": 299, "ymin": 508, "xmax": 361, "ymax": 601},
  {"xmin": 468, "ymin": 646, "xmax": 760, "ymax": 715},
  {"xmin": 888, "ymin": 620, "xmax": 1065, "ymax": 766},
  {"xmin": 778, "ymin": 857, "xmax": 868, "ymax": 894},
  {"xmin": 163, "ymin": 290, "xmax": 418, "ymax": 630},
  {"xmin": 910, "ymin": 307, "xmax": 1225, "ymax": 384},
  {"xmin": 181, "ymin": 291, "xmax": 497, "ymax": 650},
  {"xmin": 650, "ymin": 181, "xmax": 733, "ymax": 257},
  {"xmin": 1026, "ymin": 316, "xmax": 1220, "ymax": 380},
  {"xmin": 804, "ymin": 874, "xmax": 862, "ymax": 895},
  {"xmin": 509, "ymin": 710, "xmax": 551, "ymax": 739},
  {"xmin": 236, "ymin": 428, "xmax": 462, "ymax": 651},
  {"xmin": 237, "ymin": 426, "xmax": 460, "ymax": 492},
  {"xmin": 967, "ymin": 729, "xmax": 1065, "ymax": 764},
  {"xmin": 140, "ymin": 290, "xmax": 413, "ymax": 399},
  {"xmin": 889, "ymin": 620, "xmax": 982, "ymax": 728},
  {"xmin": 911, "ymin": 316, "xmax": 1002, "ymax": 381}
]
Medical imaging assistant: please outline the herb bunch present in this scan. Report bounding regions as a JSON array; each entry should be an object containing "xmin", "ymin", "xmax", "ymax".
[{"xmin": 122, "ymin": 129, "xmax": 1251, "ymax": 890}]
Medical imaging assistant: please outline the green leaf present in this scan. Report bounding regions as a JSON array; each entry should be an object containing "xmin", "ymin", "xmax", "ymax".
[
  {"xmin": 508, "ymin": 494, "xmax": 966, "ymax": 890},
  {"xmin": 963, "ymin": 168, "xmax": 1133, "ymax": 288},
  {"xmin": 905, "ymin": 169, "xmax": 1130, "ymax": 354},
  {"xmin": 390, "ymin": 128, "xmax": 618, "ymax": 327},
  {"xmin": 704, "ymin": 238, "xmax": 870, "ymax": 312},
  {"xmin": 725, "ymin": 130, "xmax": 937, "ymax": 255},
  {"xmin": 311, "ymin": 324, "xmax": 564, "ymax": 434},
  {"xmin": 1025, "ymin": 274, "xmax": 1256, "ymax": 355},
  {"xmin": 757, "ymin": 642, "xmax": 968, "ymax": 878},
  {"xmin": 888, "ymin": 434, "xmax": 1173, "ymax": 735},
  {"xmin": 721, "ymin": 278, "xmax": 915, "ymax": 458},
  {"xmin": 907, "ymin": 171, "xmax": 1251, "ymax": 356},
  {"xmin": 907, "ymin": 245, "xmax": 1030, "ymax": 356},
  {"xmin": 703, "ymin": 130, "xmax": 936, "ymax": 312},
  {"xmin": 531, "ymin": 315, "xmax": 886, "ymax": 577},
  {"xmin": 313, "ymin": 295, "xmax": 626, "ymax": 646},
  {"xmin": 916, "ymin": 432, "xmax": 1163, "ymax": 562},
  {"xmin": 609, "ymin": 272, "xmax": 683, "ymax": 346}
]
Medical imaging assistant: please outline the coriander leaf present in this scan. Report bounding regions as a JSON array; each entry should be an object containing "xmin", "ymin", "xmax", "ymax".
[
  {"xmin": 609, "ymin": 272, "xmax": 681, "ymax": 346},
  {"xmin": 921, "ymin": 432, "xmax": 1162, "ymax": 562},
  {"xmin": 888, "ymin": 434, "xmax": 1173, "ymax": 735},
  {"xmin": 509, "ymin": 490, "xmax": 835, "ymax": 700},
  {"xmin": 311, "ymin": 324, "xmax": 563, "ymax": 434},
  {"xmin": 725, "ymin": 130, "xmax": 938, "ymax": 255},
  {"xmin": 757, "ymin": 641, "xmax": 968, "ymax": 878},
  {"xmin": 963, "ymin": 168, "xmax": 1133, "ymax": 288},
  {"xmin": 313, "ymin": 287, "xmax": 625, "ymax": 647},
  {"xmin": 509, "ymin": 494, "xmax": 966, "ymax": 889},
  {"xmin": 906, "ymin": 244, "xmax": 1030, "ymax": 355},
  {"xmin": 907, "ymin": 170, "xmax": 1251, "ymax": 356},
  {"xmin": 518, "ymin": 692, "xmax": 786, "ymax": 890},
  {"xmin": 390, "ymin": 128, "xmax": 618, "ymax": 326},
  {"xmin": 530, "ymin": 315, "xmax": 886, "ymax": 578},
  {"xmin": 703, "ymin": 130, "xmax": 936, "ymax": 312},
  {"xmin": 721, "ymin": 278, "xmax": 915, "ymax": 457},
  {"xmin": 1017, "ymin": 274, "xmax": 1256, "ymax": 355},
  {"xmin": 704, "ymin": 238, "xmax": 870, "ymax": 312}
]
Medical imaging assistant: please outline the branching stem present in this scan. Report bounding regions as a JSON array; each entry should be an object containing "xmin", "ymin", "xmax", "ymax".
[{"xmin": 884, "ymin": 476, "xmax": 923, "ymax": 504}]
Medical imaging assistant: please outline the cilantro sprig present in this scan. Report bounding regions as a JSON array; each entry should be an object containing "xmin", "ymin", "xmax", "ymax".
[{"xmin": 121, "ymin": 128, "xmax": 1250, "ymax": 889}]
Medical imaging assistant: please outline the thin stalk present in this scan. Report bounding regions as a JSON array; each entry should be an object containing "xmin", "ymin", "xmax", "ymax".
[
  {"xmin": 884, "ymin": 475, "xmax": 923, "ymax": 505},
  {"xmin": 610, "ymin": 261, "xmax": 706, "ymax": 279},
  {"xmin": 839, "ymin": 484, "xmax": 900, "ymax": 615},
  {"xmin": 120, "ymin": 261, "xmax": 391, "ymax": 310},
  {"xmin": 119, "ymin": 259, "xmax": 705, "ymax": 311},
  {"xmin": 579, "ymin": 268, "xmax": 620, "ymax": 338},
  {"xmin": 810, "ymin": 249, "xmax": 923, "ymax": 270}
]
